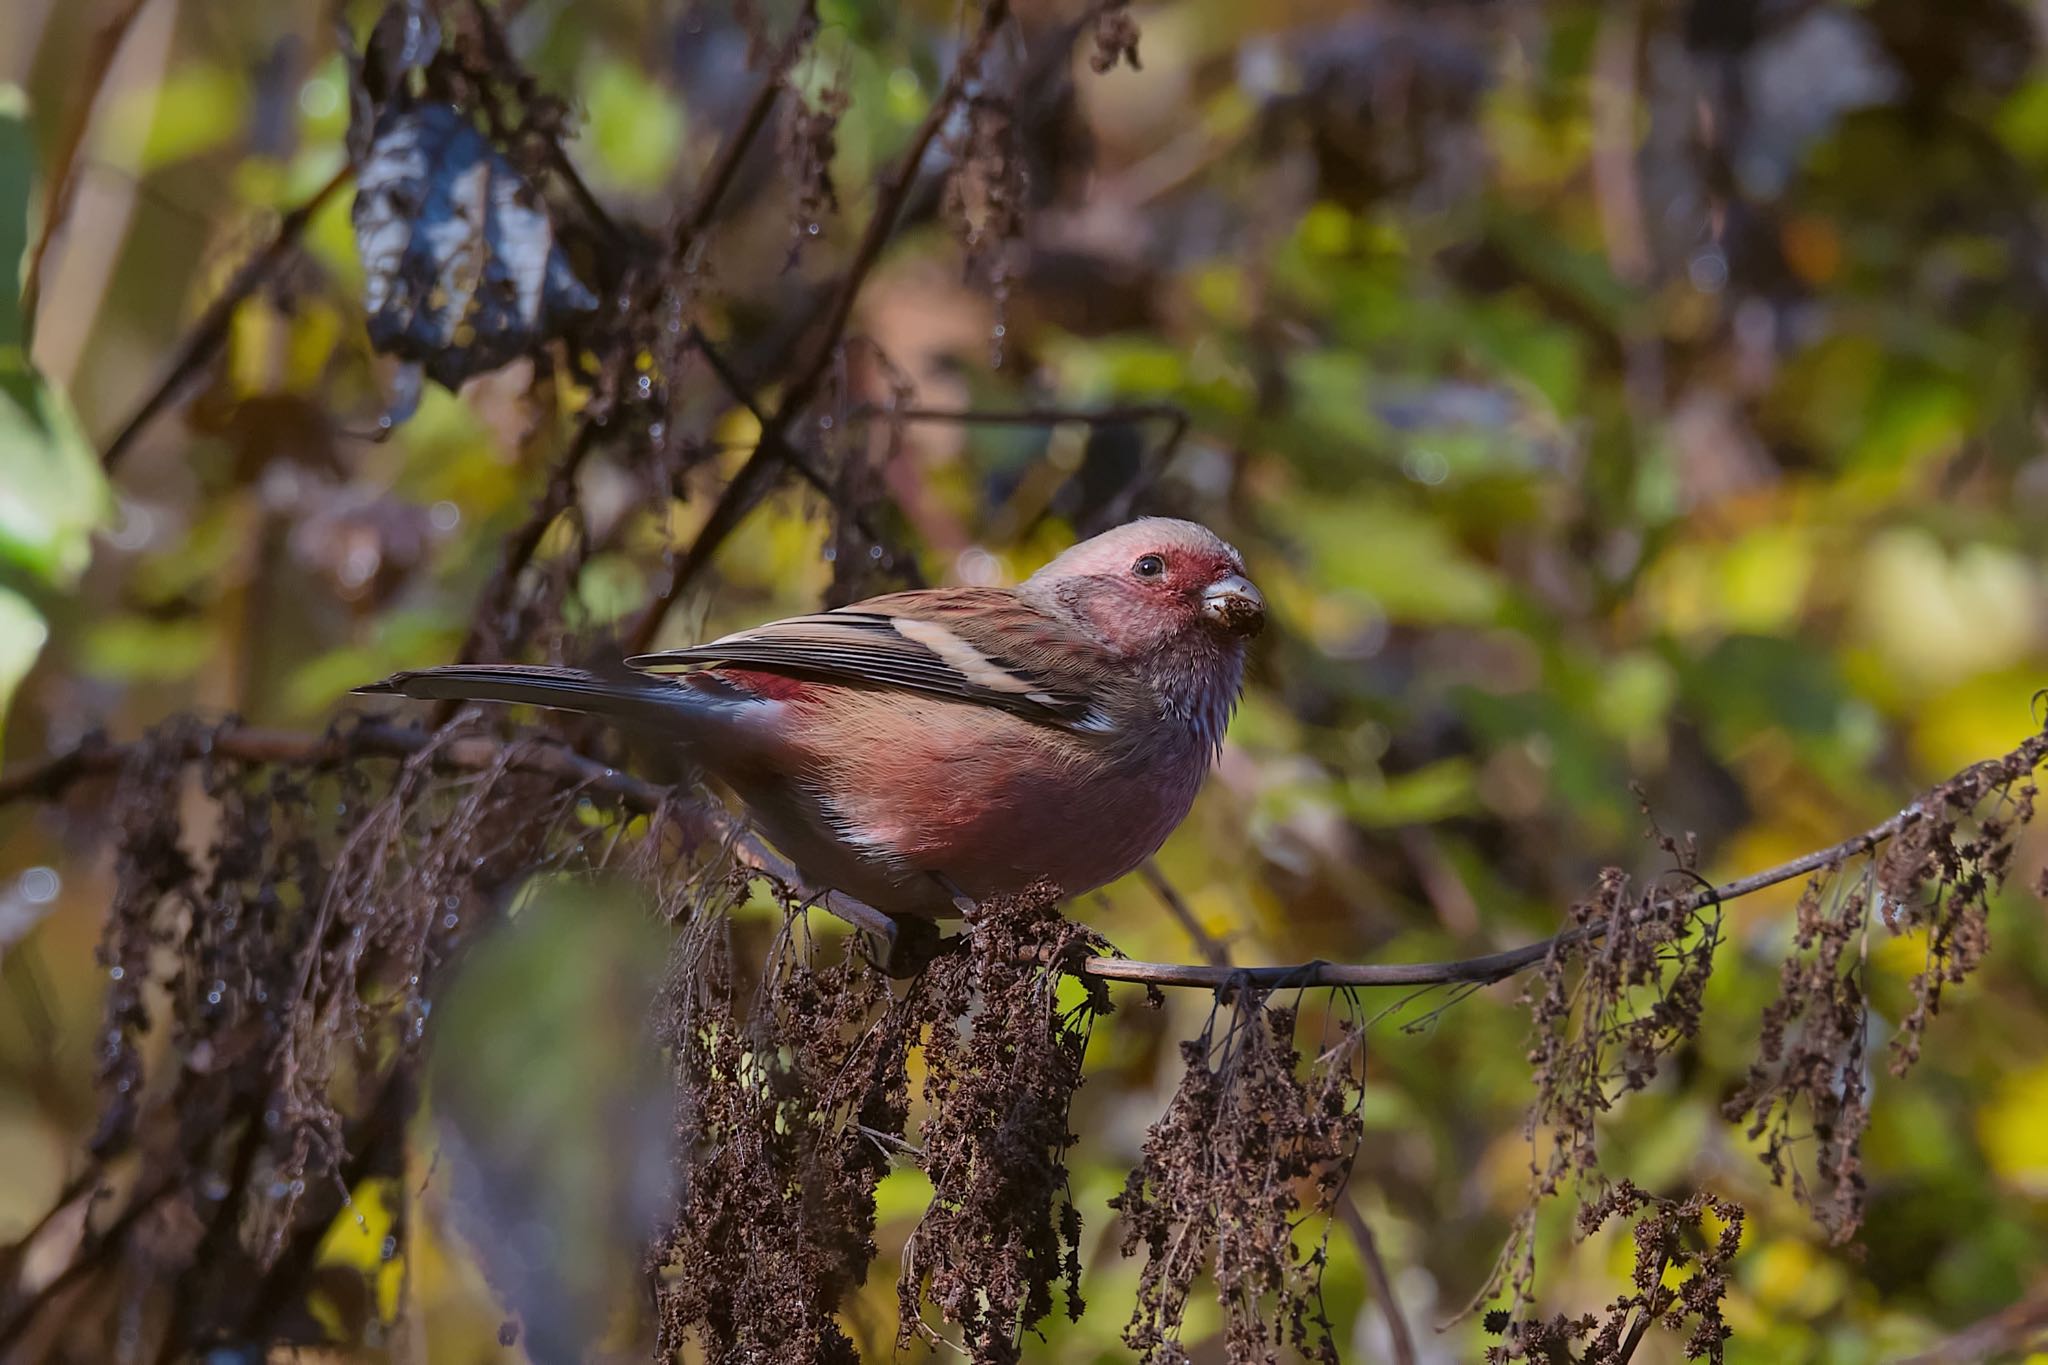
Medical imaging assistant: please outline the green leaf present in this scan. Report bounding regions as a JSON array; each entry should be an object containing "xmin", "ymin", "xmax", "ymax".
[
  {"xmin": 104, "ymin": 65, "xmax": 249, "ymax": 172},
  {"xmin": 1342, "ymin": 757, "xmax": 1482, "ymax": 827},
  {"xmin": 0, "ymin": 586, "xmax": 47, "ymax": 763},
  {"xmin": 583, "ymin": 59, "xmax": 687, "ymax": 193},
  {"xmin": 0, "ymin": 360, "xmax": 106, "ymax": 586},
  {"xmin": 1, "ymin": 84, "xmax": 31, "ymax": 350}
]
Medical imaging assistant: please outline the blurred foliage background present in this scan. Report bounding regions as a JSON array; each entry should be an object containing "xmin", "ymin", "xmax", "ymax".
[{"xmin": 5, "ymin": 0, "xmax": 2048, "ymax": 1360}]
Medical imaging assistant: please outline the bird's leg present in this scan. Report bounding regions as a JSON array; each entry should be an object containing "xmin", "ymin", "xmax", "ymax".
[
  {"xmin": 862, "ymin": 873, "xmax": 983, "ymax": 977},
  {"xmin": 876, "ymin": 913, "xmax": 952, "ymax": 978},
  {"xmin": 930, "ymin": 873, "xmax": 981, "ymax": 918}
]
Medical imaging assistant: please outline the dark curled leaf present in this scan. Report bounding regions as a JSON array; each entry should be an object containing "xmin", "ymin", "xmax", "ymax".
[{"xmin": 352, "ymin": 103, "xmax": 597, "ymax": 393}]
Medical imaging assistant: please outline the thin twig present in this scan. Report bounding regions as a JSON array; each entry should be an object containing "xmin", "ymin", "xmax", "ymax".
[
  {"xmin": 452, "ymin": 19, "xmax": 812, "ymax": 668},
  {"xmin": 1139, "ymin": 859, "xmax": 1230, "ymax": 967},
  {"xmin": 1094, "ymin": 403, "xmax": 1191, "ymax": 530},
  {"xmin": 689, "ymin": 329, "xmax": 922, "ymax": 579},
  {"xmin": 1895, "ymin": 1288, "xmax": 2048, "ymax": 1364},
  {"xmin": 853, "ymin": 401, "xmax": 1195, "ymax": 536},
  {"xmin": 1056, "ymin": 783, "xmax": 1973, "ymax": 989},
  {"xmin": 624, "ymin": 0, "xmax": 1014, "ymax": 653},
  {"xmin": 668, "ymin": 13, "xmax": 814, "ymax": 264},
  {"xmin": 1337, "ymin": 1196, "xmax": 1419, "ymax": 1365},
  {"xmin": 99, "ymin": 164, "xmax": 355, "ymax": 473},
  {"xmin": 622, "ymin": 440, "xmax": 782, "ymax": 654},
  {"xmin": 0, "ymin": 1172, "xmax": 181, "ymax": 1352},
  {"xmin": 20, "ymin": 0, "xmax": 153, "ymax": 334},
  {"xmin": 1612, "ymin": 1245, "xmax": 1670, "ymax": 1365},
  {"xmin": 457, "ymin": 0, "xmax": 624, "ymax": 250},
  {"xmin": 0, "ymin": 718, "xmax": 899, "ymax": 947},
  {"xmin": 452, "ymin": 415, "xmax": 604, "ymax": 667}
]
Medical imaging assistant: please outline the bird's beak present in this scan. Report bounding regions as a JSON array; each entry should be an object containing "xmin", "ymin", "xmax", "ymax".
[{"xmin": 1201, "ymin": 574, "xmax": 1266, "ymax": 638}]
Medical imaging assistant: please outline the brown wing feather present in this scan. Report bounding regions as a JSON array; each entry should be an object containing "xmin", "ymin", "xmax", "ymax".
[{"xmin": 626, "ymin": 589, "xmax": 1103, "ymax": 728}]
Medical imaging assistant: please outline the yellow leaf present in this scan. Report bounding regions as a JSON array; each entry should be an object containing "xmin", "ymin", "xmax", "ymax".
[{"xmin": 1980, "ymin": 1058, "xmax": 2048, "ymax": 1195}]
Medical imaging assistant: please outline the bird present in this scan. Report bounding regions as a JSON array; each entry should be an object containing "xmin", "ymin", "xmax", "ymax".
[{"xmin": 356, "ymin": 517, "xmax": 1264, "ymax": 919}]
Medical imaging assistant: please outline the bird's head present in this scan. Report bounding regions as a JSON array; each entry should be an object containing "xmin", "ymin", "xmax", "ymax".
[{"xmin": 1023, "ymin": 518, "xmax": 1265, "ymax": 656}]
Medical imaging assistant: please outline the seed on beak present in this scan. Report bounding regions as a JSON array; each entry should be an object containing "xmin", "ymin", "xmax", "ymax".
[{"xmin": 1200, "ymin": 574, "xmax": 1266, "ymax": 638}]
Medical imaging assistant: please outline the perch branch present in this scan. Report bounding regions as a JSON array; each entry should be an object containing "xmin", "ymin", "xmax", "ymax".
[
  {"xmin": 1064, "ymin": 726, "xmax": 2048, "ymax": 987},
  {"xmin": 8, "ymin": 727, "xmax": 2042, "ymax": 993},
  {"xmin": 1063, "ymin": 800, "xmax": 1926, "ymax": 990},
  {"xmin": 0, "ymin": 719, "xmax": 897, "ymax": 946}
]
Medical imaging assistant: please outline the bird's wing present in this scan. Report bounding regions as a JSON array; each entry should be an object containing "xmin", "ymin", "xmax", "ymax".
[{"xmin": 627, "ymin": 588, "xmax": 1108, "ymax": 729}]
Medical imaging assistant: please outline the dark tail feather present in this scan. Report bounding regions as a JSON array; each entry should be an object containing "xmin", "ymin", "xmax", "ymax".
[{"xmin": 355, "ymin": 664, "xmax": 700, "ymax": 729}]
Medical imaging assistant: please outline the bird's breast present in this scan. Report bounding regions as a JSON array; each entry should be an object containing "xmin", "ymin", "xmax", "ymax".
[{"xmin": 735, "ymin": 689, "xmax": 1213, "ymax": 914}]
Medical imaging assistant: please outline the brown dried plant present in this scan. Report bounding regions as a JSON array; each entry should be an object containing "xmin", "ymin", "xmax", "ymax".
[
  {"xmin": 47, "ymin": 716, "xmax": 629, "ymax": 1355},
  {"xmin": 1113, "ymin": 985, "xmax": 1366, "ymax": 1364},
  {"xmin": 1484, "ymin": 730, "xmax": 2048, "ymax": 1353},
  {"xmin": 1483, "ymin": 1181, "xmax": 1744, "ymax": 1365},
  {"xmin": 895, "ymin": 882, "xmax": 1109, "ymax": 1362},
  {"xmin": 649, "ymin": 872, "xmax": 904, "ymax": 1364},
  {"xmin": 1724, "ymin": 741, "xmax": 2045, "ymax": 1243}
]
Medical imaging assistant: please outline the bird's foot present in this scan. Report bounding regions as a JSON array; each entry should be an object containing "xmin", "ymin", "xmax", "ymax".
[{"xmin": 875, "ymin": 914, "xmax": 960, "ymax": 979}]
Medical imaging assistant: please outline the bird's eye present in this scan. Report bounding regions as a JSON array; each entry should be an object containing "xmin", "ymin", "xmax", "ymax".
[{"xmin": 1132, "ymin": 554, "xmax": 1167, "ymax": 579}]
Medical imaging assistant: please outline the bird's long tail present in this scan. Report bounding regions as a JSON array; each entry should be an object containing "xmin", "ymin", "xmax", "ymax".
[{"xmin": 355, "ymin": 663, "xmax": 707, "ymax": 730}]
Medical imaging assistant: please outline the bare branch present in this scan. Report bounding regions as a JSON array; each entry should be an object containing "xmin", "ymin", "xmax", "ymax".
[
  {"xmin": 625, "ymin": 0, "xmax": 1015, "ymax": 653},
  {"xmin": 0, "ymin": 719, "xmax": 899, "ymax": 947},
  {"xmin": 9, "ymin": 724, "xmax": 2042, "ymax": 994},
  {"xmin": 1138, "ymin": 858, "xmax": 1231, "ymax": 967},
  {"xmin": 1337, "ymin": 1197, "xmax": 1419, "ymax": 1365},
  {"xmin": 99, "ymin": 165, "xmax": 355, "ymax": 473},
  {"xmin": 668, "ymin": 15, "xmax": 814, "ymax": 265},
  {"xmin": 1063, "ymin": 798, "xmax": 1925, "ymax": 990},
  {"xmin": 19, "ymin": 0, "xmax": 152, "ymax": 333}
]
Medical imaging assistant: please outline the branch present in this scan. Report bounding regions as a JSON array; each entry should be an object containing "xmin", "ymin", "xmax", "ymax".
[
  {"xmin": 624, "ymin": 0, "xmax": 1014, "ymax": 653},
  {"xmin": 1338, "ymin": 1197, "xmax": 1419, "ymax": 1365},
  {"xmin": 1896, "ymin": 1288, "xmax": 2048, "ymax": 1365},
  {"xmin": 456, "ymin": 0, "xmax": 624, "ymax": 250},
  {"xmin": 454, "ymin": 17, "xmax": 815, "ymax": 667},
  {"xmin": 0, "ymin": 720, "xmax": 898, "ymax": 946},
  {"xmin": 20, "ymin": 0, "xmax": 151, "ymax": 335},
  {"xmin": 1063, "ymin": 730, "xmax": 2048, "ymax": 988},
  {"xmin": 8, "ymin": 726, "xmax": 2042, "ymax": 993},
  {"xmin": 667, "ymin": 15, "xmax": 813, "ymax": 265},
  {"xmin": 0, "ymin": 1172, "xmax": 182, "ymax": 1352},
  {"xmin": 99, "ymin": 164, "xmax": 354, "ymax": 473},
  {"xmin": 850, "ymin": 400, "xmax": 1195, "ymax": 534},
  {"xmin": 686, "ymin": 327, "xmax": 921, "ymax": 577},
  {"xmin": 1138, "ymin": 859, "xmax": 1230, "ymax": 968},
  {"xmin": 1063, "ymin": 799, "xmax": 1927, "ymax": 990},
  {"xmin": 453, "ymin": 415, "xmax": 605, "ymax": 666}
]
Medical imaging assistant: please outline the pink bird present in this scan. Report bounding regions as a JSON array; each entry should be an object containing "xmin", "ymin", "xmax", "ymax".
[{"xmin": 358, "ymin": 518, "xmax": 1264, "ymax": 918}]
